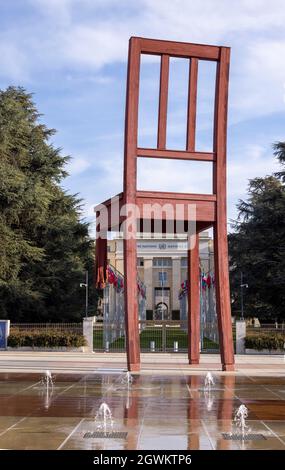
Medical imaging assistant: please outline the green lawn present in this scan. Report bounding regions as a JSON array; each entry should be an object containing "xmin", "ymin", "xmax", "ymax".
[{"xmin": 93, "ymin": 326, "xmax": 219, "ymax": 351}]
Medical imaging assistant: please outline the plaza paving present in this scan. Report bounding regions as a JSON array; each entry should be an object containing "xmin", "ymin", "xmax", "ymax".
[
  {"xmin": 0, "ymin": 351, "xmax": 284, "ymax": 375},
  {"xmin": 0, "ymin": 353, "xmax": 285, "ymax": 450}
]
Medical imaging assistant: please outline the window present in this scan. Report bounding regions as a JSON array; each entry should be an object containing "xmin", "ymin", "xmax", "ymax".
[
  {"xmin": 137, "ymin": 257, "xmax": 144, "ymax": 267},
  {"xmin": 155, "ymin": 287, "xmax": 170, "ymax": 297},
  {"xmin": 153, "ymin": 258, "xmax": 172, "ymax": 267},
  {"xmin": 181, "ymin": 257, "xmax": 187, "ymax": 268},
  {"xmin": 158, "ymin": 271, "xmax": 167, "ymax": 285}
]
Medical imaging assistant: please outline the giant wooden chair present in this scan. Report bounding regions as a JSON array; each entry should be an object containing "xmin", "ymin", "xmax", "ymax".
[{"xmin": 95, "ymin": 37, "xmax": 235, "ymax": 372}]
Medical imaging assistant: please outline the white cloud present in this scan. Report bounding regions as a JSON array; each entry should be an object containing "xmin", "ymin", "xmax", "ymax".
[
  {"xmin": 61, "ymin": 25, "xmax": 128, "ymax": 68},
  {"xmin": 137, "ymin": 158, "xmax": 212, "ymax": 194},
  {"xmin": 228, "ymin": 144, "xmax": 277, "ymax": 198},
  {"xmin": 67, "ymin": 156, "xmax": 91, "ymax": 175},
  {"xmin": 0, "ymin": 42, "xmax": 29, "ymax": 82},
  {"xmin": 29, "ymin": 0, "xmax": 72, "ymax": 23},
  {"xmin": 229, "ymin": 39, "xmax": 285, "ymax": 124},
  {"xmin": 0, "ymin": 0, "xmax": 282, "ymax": 124},
  {"xmin": 1, "ymin": 0, "xmax": 285, "ymax": 235},
  {"xmin": 142, "ymin": 0, "xmax": 285, "ymax": 41},
  {"xmin": 227, "ymin": 144, "xmax": 279, "ymax": 223}
]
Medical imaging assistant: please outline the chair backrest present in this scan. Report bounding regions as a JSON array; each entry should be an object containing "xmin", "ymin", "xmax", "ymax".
[{"xmin": 123, "ymin": 37, "xmax": 230, "ymax": 207}]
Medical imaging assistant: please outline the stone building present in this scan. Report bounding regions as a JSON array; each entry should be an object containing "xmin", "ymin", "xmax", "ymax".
[{"xmin": 107, "ymin": 232, "xmax": 214, "ymax": 320}]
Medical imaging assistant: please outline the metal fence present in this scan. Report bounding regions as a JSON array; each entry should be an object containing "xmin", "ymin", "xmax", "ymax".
[
  {"xmin": 93, "ymin": 320, "xmax": 219, "ymax": 353},
  {"xmin": 93, "ymin": 322, "xmax": 125, "ymax": 352},
  {"xmin": 139, "ymin": 320, "xmax": 188, "ymax": 352},
  {"xmin": 11, "ymin": 323, "xmax": 83, "ymax": 334}
]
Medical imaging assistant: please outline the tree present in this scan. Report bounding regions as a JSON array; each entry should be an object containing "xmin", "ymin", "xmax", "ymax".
[
  {"xmin": 0, "ymin": 87, "xmax": 97, "ymax": 321},
  {"xmin": 229, "ymin": 142, "xmax": 285, "ymax": 321}
]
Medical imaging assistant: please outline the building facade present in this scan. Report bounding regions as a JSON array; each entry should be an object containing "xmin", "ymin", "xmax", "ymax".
[{"xmin": 107, "ymin": 232, "xmax": 214, "ymax": 320}]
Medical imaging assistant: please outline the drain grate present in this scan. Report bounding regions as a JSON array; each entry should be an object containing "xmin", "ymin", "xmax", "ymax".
[
  {"xmin": 222, "ymin": 433, "xmax": 266, "ymax": 441},
  {"xmin": 83, "ymin": 431, "xmax": 128, "ymax": 439}
]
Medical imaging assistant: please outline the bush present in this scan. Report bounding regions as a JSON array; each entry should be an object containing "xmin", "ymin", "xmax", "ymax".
[
  {"xmin": 8, "ymin": 329, "xmax": 86, "ymax": 348},
  {"xmin": 245, "ymin": 333, "xmax": 285, "ymax": 351}
]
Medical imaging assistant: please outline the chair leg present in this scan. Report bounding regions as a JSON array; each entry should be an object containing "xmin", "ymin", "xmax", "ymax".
[
  {"xmin": 124, "ymin": 237, "xmax": 140, "ymax": 372},
  {"xmin": 188, "ymin": 233, "xmax": 200, "ymax": 365},
  {"xmin": 213, "ymin": 223, "xmax": 235, "ymax": 371}
]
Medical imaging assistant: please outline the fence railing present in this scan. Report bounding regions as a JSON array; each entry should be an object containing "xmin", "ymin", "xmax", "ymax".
[{"xmin": 93, "ymin": 320, "xmax": 219, "ymax": 353}]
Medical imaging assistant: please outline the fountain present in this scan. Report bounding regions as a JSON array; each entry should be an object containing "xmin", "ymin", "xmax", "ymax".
[
  {"xmin": 43, "ymin": 385, "xmax": 53, "ymax": 409},
  {"xmin": 222, "ymin": 403, "xmax": 266, "ymax": 443},
  {"xmin": 121, "ymin": 371, "xmax": 133, "ymax": 387},
  {"xmin": 234, "ymin": 404, "xmax": 249, "ymax": 438},
  {"xmin": 95, "ymin": 402, "xmax": 114, "ymax": 434},
  {"xmin": 202, "ymin": 372, "xmax": 215, "ymax": 410},
  {"xmin": 120, "ymin": 372, "xmax": 133, "ymax": 410},
  {"xmin": 40, "ymin": 370, "xmax": 55, "ymax": 388},
  {"xmin": 82, "ymin": 402, "xmax": 127, "ymax": 440},
  {"xmin": 204, "ymin": 389, "xmax": 214, "ymax": 411},
  {"xmin": 204, "ymin": 372, "xmax": 215, "ymax": 391}
]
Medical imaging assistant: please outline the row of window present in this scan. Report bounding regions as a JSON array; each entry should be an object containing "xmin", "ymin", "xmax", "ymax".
[
  {"xmin": 137, "ymin": 257, "xmax": 188, "ymax": 267},
  {"xmin": 110, "ymin": 257, "xmax": 188, "ymax": 268}
]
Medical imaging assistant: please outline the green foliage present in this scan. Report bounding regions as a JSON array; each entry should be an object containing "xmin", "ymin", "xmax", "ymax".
[
  {"xmin": 229, "ymin": 142, "xmax": 285, "ymax": 321},
  {"xmin": 8, "ymin": 329, "xmax": 86, "ymax": 348},
  {"xmin": 245, "ymin": 333, "xmax": 285, "ymax": 351},
  {"xmin": 0, "ymin": 87, "xmax": 98, "ymax": 321}
]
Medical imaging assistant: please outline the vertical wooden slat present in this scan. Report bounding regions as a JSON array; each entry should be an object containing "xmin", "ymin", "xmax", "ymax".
[
  {"xmin": 213, "ymin": 47, "xmax": 234, "ymax": 371},
  {"xmin": 123, "ymin": 37, "xmax": 141, "ymax": 372},
  {"xmin": 188, "ymin": 233, "xmax": 200, "ymax": 365},
  {"xmin": 186, "ymin": 58, "xmax": 198, "ymax": 152},
  {"xmin": 157, "ymin": 54, "xmax": 169, "ymax": 149}
]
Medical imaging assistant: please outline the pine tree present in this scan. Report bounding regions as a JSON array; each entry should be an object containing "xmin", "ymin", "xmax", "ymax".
[
  {"xmin": 229, "ymin": 143, "xmax": 285, "ymax": 321},
  {"xmin": 0, "ymin": 87, "xmax": 97, "ymax": 321}
]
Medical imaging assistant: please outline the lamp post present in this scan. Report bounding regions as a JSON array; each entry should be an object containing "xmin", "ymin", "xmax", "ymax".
[
  {"xmin": 240, "ymin": 271, "xmax": 248, "ymax": 320},
  {"xmin": 80, "ymin": 270, "xmax": 89, "ymax": 318}
]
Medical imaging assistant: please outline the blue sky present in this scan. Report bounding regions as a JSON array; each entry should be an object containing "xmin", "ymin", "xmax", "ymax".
[{"xmin": 0, "ymin": 0, "xmax": 285, "ymax": 235}]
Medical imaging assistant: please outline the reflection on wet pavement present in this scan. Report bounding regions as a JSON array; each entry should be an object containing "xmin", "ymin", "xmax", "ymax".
[{"xmin": 0, "ymin": 372, "xmax": 285, "ymax": 450}]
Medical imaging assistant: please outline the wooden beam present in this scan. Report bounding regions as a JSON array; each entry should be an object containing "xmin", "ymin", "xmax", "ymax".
[
  {"xmin": 157, "ymin": 54, "xmax": 169, "ymax": 149},
  {"xmin": 123, "ymin": 36, "xmax": 141, "ymax": 372},
  {"xmin": 137, "ymin": 190, "xmax": 216, "ymax": 202},
  {"xmin": 136, "ymin": 196, "xmax": 216, "ymax": 223},
  {"xmin": 137, "ymin": 148, "xmax": 215, "ymax": 162},
  {"xmin": 137, "ymin": 37, "xmax": 221, "ymax": 61},
  {"xmin": 213, "ymin": 47, "xmax": 234, "ymax": 371},
  {"xmin": 188, "ymin": 233, "xmax": 200, "ymax": 364},
  {"xmin": 186, "ymin": 58, "xmax": 198, "ymax": 152}
]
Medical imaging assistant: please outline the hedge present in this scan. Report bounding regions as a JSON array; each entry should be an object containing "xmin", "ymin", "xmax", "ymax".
[
  {"xmin": 8, "ymin": 329, "xmax": 86, "ymax": 348},
  {"xmin": 245, "ymin": 333, "xmax": 285, "ymax": 351}
]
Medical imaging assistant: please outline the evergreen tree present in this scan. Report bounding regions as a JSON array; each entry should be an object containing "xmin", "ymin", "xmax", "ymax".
[
  {"xmin": 229, "ymin": 142, "xmax": 285, "ymax": 321},
  {"xmin": 0, "ymin": 87, "xmax": 97, "ymax": 321}
]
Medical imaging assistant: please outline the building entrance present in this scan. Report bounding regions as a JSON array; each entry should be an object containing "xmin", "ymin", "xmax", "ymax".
[{"xmin": 154, "ymin": 302, "xmax": 169, "ymax": 321}]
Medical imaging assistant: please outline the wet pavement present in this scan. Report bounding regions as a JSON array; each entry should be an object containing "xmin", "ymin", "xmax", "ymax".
[{"xmin": 0, "ymin": 372, "xmax": 285, "ymax": 450}]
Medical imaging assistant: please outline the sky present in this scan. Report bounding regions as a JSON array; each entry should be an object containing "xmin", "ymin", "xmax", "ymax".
[{"xmin": 0, "ymin": 0, "xmax": 285, "ymax": 236}]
